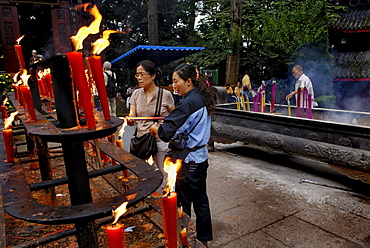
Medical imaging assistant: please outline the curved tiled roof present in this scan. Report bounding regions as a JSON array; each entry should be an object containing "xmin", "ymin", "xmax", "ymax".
[
  {"xmin": 331, "ymin": 9, "xmax": 370, "ymax": 32},
  {"xmin": 333, "ymin": 50, "xmax": 370, "ymax": 80},
  {"xmin": 110, "ymin": 45, "xmax": 205, "ymax": 68}
]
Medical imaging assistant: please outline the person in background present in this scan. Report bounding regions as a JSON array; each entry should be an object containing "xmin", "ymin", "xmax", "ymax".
[
  {"xmin": 225, "ymin": 83, "xmax": 234, "ymax": 103},
  {"xmin": 126, "ymin": 85, "xmax": 134, "ymax": 110},
  {"xmin": 242, "ymin": 70, "xmax": 252, "ymax": 101},
  {"xmin": 92, "ymin": 82, "xmax": 101, "ymax": 111},
  {"xmin": 103, "ymin": 61, "xmax": 117, "ymax": 117},
  {"xmin": 171, "ymin": 83, "xmax": 182, "ymax": 105},
  {"xmin": 126, "ymin": 60, "xmax": 175, "ymax": 186},
  {"xmin": 27, "ymin": 67, "xmax": 43, "ymax": 113},
  {"xmin": 234, "ymin": 81, "xmax": 243, "ymax": 102},
  {"xmin": 29, "ymin": 50, "xmax": 43, "ymax": 65},
  {"xmin": 149, "ymin": 63, "xmax": 214, "ymax": 247},
  {"xmin": 285, "ymin": 64, "xmax": 314, "ymax": 108}
]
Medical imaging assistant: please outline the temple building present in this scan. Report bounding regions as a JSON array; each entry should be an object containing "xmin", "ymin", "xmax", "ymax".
[
  {"xmin": 0, "ymin": 0, "xmax": 85, "ymax": 73},
  {"xmin": 330, "ymin": 0, "xmax": 370, "ymax": 111}
]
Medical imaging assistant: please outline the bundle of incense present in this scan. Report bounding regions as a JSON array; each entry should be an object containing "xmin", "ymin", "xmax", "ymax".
[{"xmin": 119, "ymin": 117, "xmax": 165, "ymax": 121}]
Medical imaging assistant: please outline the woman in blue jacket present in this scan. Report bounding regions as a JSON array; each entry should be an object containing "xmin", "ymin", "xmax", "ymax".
[{"xmin": 150, "ymin": 63, "xmax": 214, "ymax": 246}]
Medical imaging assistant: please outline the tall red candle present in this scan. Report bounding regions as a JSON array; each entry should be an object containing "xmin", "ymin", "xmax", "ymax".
[
  {"xmin": 162, "ymin": 192, "xmax": 178, "ymax": 248},
  {"xmin": 12, "ymin": 85, "xmax": 19, "ymax": 100},
  {"xmin": 44, "ymin": 73, "xmax": 54, "ymax": 99},
  {"xmin": 14, "ymin": 45, "xmax": 25, "ymax": 69},
  {"xmin": 3, "ymin": 129, "xmax": 13, "ymax": 162},
  {"xmin": 37, "ymin": 79, "xmax": 46, "ymax": 97},
  {"xmin": 1, "ymin": 105, "xmax": 8, "ymax": 120},
  {"xmin": 87, "ymin": 55, "xmax": 110, "ymax": 120},
  {"xmin": 66, "ymin": 52, "xmax": 96, "ymax": 129},
  {"xmin": 19, "ymin": 85, "xmax": 37, "ymax": 121},
  {"xmin": 106, "ymin": 223, "xmax": 126, "ymax": 248},
  {"xmin": 14, "ymin": 85, "xmax": 24, "ymax": 107}
]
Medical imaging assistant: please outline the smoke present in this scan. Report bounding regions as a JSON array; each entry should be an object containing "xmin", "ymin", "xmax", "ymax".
[
  {"xmin": 41, "ymin": 34, "xmax": 56, "ymax": 60},
  {"xmin": 290, "ymin": 43, "xmax": 334, "ymax": 98}
]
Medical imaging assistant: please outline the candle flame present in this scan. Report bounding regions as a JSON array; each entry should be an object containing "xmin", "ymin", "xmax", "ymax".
[
  {"xmin": 71, "ymin": 3, "xmax": 102, "ymax": 51},
  {"xmin": 112, "ymin": 201, "xmax": 128, "ymax": 224},
  {"xmin": 111, "ymin": 193, "xmax": 136, "ymax": 224},
  {"xmin": 13, "ymin": 71, "xmax": 23, "ymax": 86},
  {"xmin": 4, "ymin": 111, "xmax": 18, "ymax": 130},
  {"xmin": 163, "ymin": 157, "xmax": 182, "ymax": 195},
  {"xmin": 92, "ymin": 28, "xmax": 130, "ymax": 55},
  {"xmin": 146, "ymin": 155, "xmax": 154, "ymax": 165},
  {"xmin": 20, "ymin": 69, "xmax": 30, "ymax": 86},
  {"xmin": 3, "ymin": 98, "xmax": 8, "ymax": 106},
  {"xmin": 16, "ymin": 35, "xmax": 25, "ymax": 45}
]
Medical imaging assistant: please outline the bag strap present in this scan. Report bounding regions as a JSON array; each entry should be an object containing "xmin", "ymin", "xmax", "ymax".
[
  {"xmin": 154, "ymin": 87, "xmax": 163, "ymax": 120},
  {"xmin": 104, "ymin": 71, "xmax": 116, "ymax": 80}
]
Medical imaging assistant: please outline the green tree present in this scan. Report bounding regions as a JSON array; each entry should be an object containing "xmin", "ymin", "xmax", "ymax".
[{"xmin": 194, "ymin": 0, "xmax": 342, "ymax": 94}]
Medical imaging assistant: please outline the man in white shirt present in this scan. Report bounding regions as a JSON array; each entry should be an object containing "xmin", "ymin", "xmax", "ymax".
[
  {"xmin": 103, "ymin": 61, "xmax": 117, "ymax": 117},
  {"xmin": 286, "ymin": 64, "xmax": 314, "ymax": 108}
]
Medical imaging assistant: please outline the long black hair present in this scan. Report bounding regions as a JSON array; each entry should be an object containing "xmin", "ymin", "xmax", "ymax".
[
  {"xmin": 135, "ymin": 60, "xmax": 163, "ymax": 86},
  {"xmin": 173, "ymin": 63, "xmax": 215, "ymax": 115}
]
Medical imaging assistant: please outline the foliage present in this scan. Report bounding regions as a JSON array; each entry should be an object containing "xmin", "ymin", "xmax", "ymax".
[
  {"xmin": 97, "ymin": 0, "xmax": 202, "ymax": 86},
  {"xmin": 315, "ymin": 95, "xmax": 336, "ymax": 109},
  {"xmin": 94, "ymin": 0, "xmax": 344, "ymax": 97},
  {"xmin": 192, "ymin": 0, "xmax": 231, "ymax": 68},
  {"xmin": 0, "ymin": 74, "xmax": 13, "ymax": 97},
  {"xmin": 242, "ymin": 0, "xmax": 331, "ymax": 79}
]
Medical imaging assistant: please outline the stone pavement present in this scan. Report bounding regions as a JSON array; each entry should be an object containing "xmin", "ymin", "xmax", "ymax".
[{"xmin": 206, "ymin": 142, "xmax": 370, "ymax": 248}]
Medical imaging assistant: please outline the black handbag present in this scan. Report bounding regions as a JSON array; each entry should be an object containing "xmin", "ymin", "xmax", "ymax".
[
  {"xmin": 130, "ymin": 132, "xmax": 158, "ymax": 160},
  {"xmin": 130, "ymin": 88, "xmax": 163, "ymax": 160}
]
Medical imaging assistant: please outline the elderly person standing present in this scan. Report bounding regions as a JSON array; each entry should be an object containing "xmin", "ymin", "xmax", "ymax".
[
  {"xmin": 103, "ymin": 61, "xmax": 117, "ymax": 117},
  {"xmin": 286, "ymin": 64, "xmax": 314, "ymax": 108}
]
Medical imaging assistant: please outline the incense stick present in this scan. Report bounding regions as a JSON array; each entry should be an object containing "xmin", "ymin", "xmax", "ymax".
[{"xmin": 119, "ymin": 117, "xmax": 164, "ymax": 121}]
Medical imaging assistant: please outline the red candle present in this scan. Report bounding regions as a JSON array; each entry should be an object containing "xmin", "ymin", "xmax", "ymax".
[
  {"xmin": 87, "ymin": 55, "xmax": 110, "ymax": 120},
  {"xmin": 180, "ymin": 228, "xmax": 188, "ymax": 247},
  {"xmin": 37, "ymin": 79, "xmax": 44, "ymax": 97},
  {"xmin": 162, "ymin": 192, "xmax": 178, "ymax": 248},
  {"xmin": 44, "ymin": 73, "xmax": 54, "ymax": 99},
  {"xmin": 14, "ymin": 85, "xmax": 24, "ymax": 108},
  {"xmin": 1, "ymin": 105, "xmax": 8, "ymax": 120},
  {"xmin": 3, "ymin": 129, "xmax": 13, "ymax": 162},
  {"xmin": 19, "ymin": 85, "xmax": 37, "ymax": 121},
  {"xmin": 100, "ymin": 151, "xmax": 110, "ymax": 163},
  {"xmin": 12, "ymin": 84, "xmax": 19, "ymax": 100},
  {"xmin": 66, "ymin": 51, "xmax": 96, "ymax": 129},
  {"xmin": 106, "ymin": 223, "xmax": 126, "ymax": 248},
  {"xmin": 14, "ymin": 45, "xmax": 25, "ymax": 69}
]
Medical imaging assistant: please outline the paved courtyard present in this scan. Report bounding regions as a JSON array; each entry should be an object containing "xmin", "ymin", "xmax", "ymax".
[{"xmin": 206, "ymin": 142, "xmax": 370, "ymax": 248}]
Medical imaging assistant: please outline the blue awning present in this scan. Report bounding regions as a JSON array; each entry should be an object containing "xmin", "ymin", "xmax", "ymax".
[{"xmin": 110, "ymin": 45, "xmax": 205, "ymax": 68}]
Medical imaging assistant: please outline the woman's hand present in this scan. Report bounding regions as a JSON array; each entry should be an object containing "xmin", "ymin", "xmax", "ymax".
[
  {"xmin": 125, "ymin": 117, "xmax": 136, "ymax": 126},
  {"xmin": 149, "ymin": 122, "xmax": 159, "ymax": 137}
]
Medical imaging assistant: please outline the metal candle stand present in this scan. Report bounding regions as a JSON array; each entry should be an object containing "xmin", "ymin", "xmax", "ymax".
[{"xmin": 1, "ymin": 55, "xmax": 163, "ymax": 247}]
